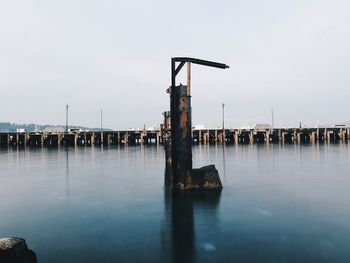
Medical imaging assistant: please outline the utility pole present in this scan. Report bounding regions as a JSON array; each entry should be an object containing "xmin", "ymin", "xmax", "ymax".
[
  {"xmin": 222, "ymin": 103, "xmax": 225, "ymax": 130},
  {"xmin": 271, "ymin": 107, "xmax": 274, "ymax": 129},
  {"xmin": 222, "ymin": 103, "xmax": 225, "ymax": 143},
  {"xmin": 100, "ymin": 108, "xmax": 103, "ymax": 145},
  {"xmin": 66, "ymin": 105, "xmax": 69, "ymax": 132}
]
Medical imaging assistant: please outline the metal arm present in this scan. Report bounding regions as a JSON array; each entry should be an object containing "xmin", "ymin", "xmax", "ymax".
[{"xmin": 173, "ymin": 57, "xmax": 229, "ymax": 77}]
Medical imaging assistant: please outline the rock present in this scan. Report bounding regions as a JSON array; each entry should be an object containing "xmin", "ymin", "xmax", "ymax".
[
  {"xmin": 175, "ymin": 165, "xmax": 222, "ymax": 189},
  {"xmin": 0, "ymin": 237, "xmax": 37, "ymax": 263},
  {"xmin": 192, "ymin": 165, "xmax": 223, "ymax": 189}
]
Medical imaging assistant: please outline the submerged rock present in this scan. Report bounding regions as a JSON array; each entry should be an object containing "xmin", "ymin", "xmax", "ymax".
[{"xmin": 0, "ymin": 237, "xmax": 37, "ymax": 263}]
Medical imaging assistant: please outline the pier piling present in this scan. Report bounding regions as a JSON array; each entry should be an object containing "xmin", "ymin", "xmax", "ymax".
[
  {"xmin": 0, "ymin": 127, "xmax": 348, "ymax": 148},
  {"xmin": 168, "ymin": 57, "xmax": 229, "ymax": 189}
]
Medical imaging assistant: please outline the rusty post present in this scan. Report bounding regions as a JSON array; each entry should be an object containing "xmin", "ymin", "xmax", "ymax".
[
  {"xmin": 170, "ymin": 61, "xmax": 193, "ymax": 188},
  {"xmin": 101, "ymin": 109, "xmax": 103, "ymax": 145},
  {"xmin": 170, "ymin": 84, "xmax": 192, "ymax": 188},
  {"xmin": 169, "ymin": 57, "xmax": 229, "ymax": 189}
]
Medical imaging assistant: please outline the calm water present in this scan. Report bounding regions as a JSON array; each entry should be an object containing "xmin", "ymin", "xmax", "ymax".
[{"xmin": 1, "ymin": 144, "xmax": 350, "ymax": 263}]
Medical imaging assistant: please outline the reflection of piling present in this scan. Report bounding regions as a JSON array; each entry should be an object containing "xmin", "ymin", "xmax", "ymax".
[
  {"xmin": 162, "ymin": 189, "xmax": 222, "ymax": 263},
  {"xmin": 171, "ymin": 191, "xmax": 195, "ymax": 263}
]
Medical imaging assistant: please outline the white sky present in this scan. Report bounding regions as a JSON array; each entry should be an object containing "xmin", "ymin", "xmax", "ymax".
[{"xmin": 1, "ymin": 0, "xmax": 349, "ymax": 129}]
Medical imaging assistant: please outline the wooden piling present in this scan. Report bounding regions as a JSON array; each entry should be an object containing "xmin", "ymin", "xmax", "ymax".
[
  {"xmin": 266, "ymin": 130, "xmax": 270, "ymax": 144},
  {"xmin": 234, "ymin": 131, "xmax": 238, "ymax": 145},
  {"xmin": 249, "ymin": 131, "xmax": 254, "ymax": 144}
]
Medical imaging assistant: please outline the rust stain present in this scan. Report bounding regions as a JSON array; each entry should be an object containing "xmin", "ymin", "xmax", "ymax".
[
  {"xmin": 180, "ymin": 111, "xmax": 187, "ymax": 123},
  {"xmin": 180, "ymin": 97, "xmax": 188, "ymax": 138}
]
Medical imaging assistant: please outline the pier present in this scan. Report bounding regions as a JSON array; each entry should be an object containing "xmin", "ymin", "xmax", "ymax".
[
  {"xmin": 0, "ymin": 130, "xmax": 162, "ymax": 147},
  {"xmin": 192, "ymin": 126, "xmax": 350, "ymax": 144},
  {"xmin": 0, "ymin": 126, "xmax": 349, "ymax": 147}
]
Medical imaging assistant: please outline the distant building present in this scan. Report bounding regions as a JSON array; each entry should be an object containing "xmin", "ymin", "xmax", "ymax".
[
  {"xmin": 251, "ymin": 124, "xmax": 272, "ymax": 130},
  {"xmin": 16, "ymin": 128, "xmax": 25, "ymax": 133},
  {"xmin": 146, "ymin": 126, "xmax": 158, "ymax": 131},
  {"xmin": 193, "ymin": 124, "xmax": 206, "ymax": 130},
  {"xmin": 43, "ymin": 127, "xmax": 65, "ymax": 133}
]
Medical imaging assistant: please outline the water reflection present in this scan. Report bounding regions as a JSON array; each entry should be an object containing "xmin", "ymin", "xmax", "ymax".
[
  {"xmin": 222, "ymin": 144, "xmax": 226, "ymax": 179},
  {"xmin": 163, "ymin": 188, "xmax": 221, "ymax": 263},
  {"xmin": 65, "ymin": 147, "xmax": 70, "ymax": 199},
  {"xmin": 2, "ymin": 144, "xmax": 350, "ymax": 262}
]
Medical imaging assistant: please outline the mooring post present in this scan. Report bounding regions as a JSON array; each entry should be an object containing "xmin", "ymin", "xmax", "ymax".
[
  {"xmin": 170, "ymin": 69, "xmax": 192, "ymax": 187},
  {"xmin": 169, "ymin": 57, "xmax": 228, "ymax": 189}
]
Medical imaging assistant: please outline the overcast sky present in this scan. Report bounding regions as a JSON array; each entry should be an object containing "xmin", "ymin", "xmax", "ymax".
[{"xmin": 1, "ymin": 0, "xmax": 349, "ymax": 129}]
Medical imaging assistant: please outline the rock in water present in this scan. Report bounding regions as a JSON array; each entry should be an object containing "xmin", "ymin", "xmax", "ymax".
[
  {"xmin": 190, "ymin": 165, "xmax": 223, "ymax": 189},
  {"xmin": 0, "ymin": 237, "xmax": 37, "ymax": 263}
]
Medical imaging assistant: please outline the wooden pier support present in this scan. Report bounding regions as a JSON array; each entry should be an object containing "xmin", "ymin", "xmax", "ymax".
[
  {"xmin": 124, "ymin": 132, "xmax": 129, "ymax": 145},
  {"xmin": 44, "ymin": 134, "xmax": 61, "ymax": 146},
  {"xmin": 0, "ymin": 134, "xmax": 6, "ymax": 146},
  {"xmin": 18, "ymin": 133, "xmax": 27, "ymax": 146},
  {"xmin": 0, "ymin": 126, "xmax": 349, "ymax": 148},
  {"xmin": 28, "ymin": 134, "xmax": 43, "ymax": 146},
  {"xmin": 62, "ymin": 133, "xmax": 77, "ymax": 146}
]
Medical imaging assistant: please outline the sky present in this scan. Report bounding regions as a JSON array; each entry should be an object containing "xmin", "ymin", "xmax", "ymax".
[{"xmin": 0, "ymin": 0, "xmax": 349, "ymax": 129}]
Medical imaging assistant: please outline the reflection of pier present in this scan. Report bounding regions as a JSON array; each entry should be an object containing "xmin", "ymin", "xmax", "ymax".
[{"xmin": 0, "ymin": 127, "xmax": 349, "ymax": 147}]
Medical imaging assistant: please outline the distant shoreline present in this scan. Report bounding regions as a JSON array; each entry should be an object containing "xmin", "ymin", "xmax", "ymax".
[{"xmin": 0, "ymin": 122, "xmax": 110, "ymax": 133}]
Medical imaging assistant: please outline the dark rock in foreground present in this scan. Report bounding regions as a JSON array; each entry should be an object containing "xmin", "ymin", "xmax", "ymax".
[
  {"xmin": 0, "ymin": 238, "xmax": 37, "ymax": 263},
  {"xmin": 192, "ymin": 165, "xmax": 223, "ymax": 189},
  {"xmin": 175, "ymin": 165, "xmax": 223, "ymax": 189}
]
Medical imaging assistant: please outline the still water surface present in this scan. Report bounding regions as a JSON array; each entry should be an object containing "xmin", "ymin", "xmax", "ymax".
[{"xmin": 1, "ymin": 144, "xmax": 350, "ymax": 263}]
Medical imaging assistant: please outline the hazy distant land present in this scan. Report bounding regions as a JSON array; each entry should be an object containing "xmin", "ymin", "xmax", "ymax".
[{"xmin": 0, "ymin": 122, "xmax": 109, "ymax": 132}]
